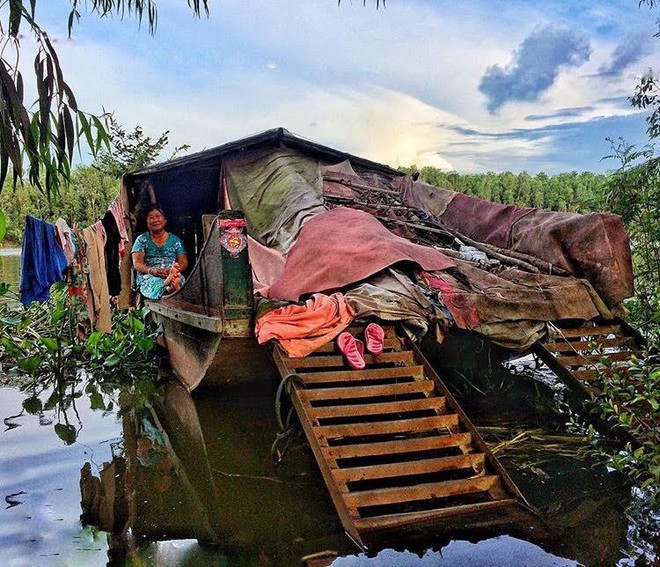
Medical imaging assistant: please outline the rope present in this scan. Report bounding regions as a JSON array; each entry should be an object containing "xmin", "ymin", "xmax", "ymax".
[{"xmin": 271, "ymin": 373, "xmax": 306, "ymax": 463}]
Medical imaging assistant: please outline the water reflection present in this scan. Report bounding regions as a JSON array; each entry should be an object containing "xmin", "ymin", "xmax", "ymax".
[
  {"xmin": 0, "ymin": 248, "xmax": 20, "ymax": 289},
  {"xmin": 0, "ymin": 244, "xmax": 656, "ymax": 566},
  {"xmin": 66, "ymin": 371, "xmax": 641, "ymax": 567},
  {"xmin": 1, "ymin": 363, "xmax": 654, "ymax": 566}
]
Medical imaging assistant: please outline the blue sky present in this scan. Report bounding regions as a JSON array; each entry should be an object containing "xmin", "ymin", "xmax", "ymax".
[{"xmin": 31, "ymin": 0, "xmax": 660, "ymax": 174}]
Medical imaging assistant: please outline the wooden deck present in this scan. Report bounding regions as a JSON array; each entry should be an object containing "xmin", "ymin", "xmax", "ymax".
[{"xmin": 271, "ymin": 324, "xmax": 533, "ymax": 548}]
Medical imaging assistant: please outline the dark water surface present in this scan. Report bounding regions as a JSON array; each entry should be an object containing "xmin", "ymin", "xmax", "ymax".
[{"xmin": 1, "ymin": 251, "xmax": 657, "ymax": 566}]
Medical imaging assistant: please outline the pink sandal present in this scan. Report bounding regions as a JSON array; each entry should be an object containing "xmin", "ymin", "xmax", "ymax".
[
  {"xmin": 364, "ymin": 322, "xmax": 385, "ymax": 355},
  {"xmin": 337, "ymin": 332, "xmax": 366, "ymax": 370}
]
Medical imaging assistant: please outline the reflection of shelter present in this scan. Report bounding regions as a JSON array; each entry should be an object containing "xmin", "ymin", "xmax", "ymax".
[
  {"xmin": 78, "ymin": 381, "xmax": 350, "ymax": 564},
  {"xmin": 79, "ymin": 382, "xmax": 223, "ymax": 561}
]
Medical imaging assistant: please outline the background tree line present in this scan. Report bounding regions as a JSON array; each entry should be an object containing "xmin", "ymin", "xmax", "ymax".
[
  {"xmin": 398, "ymin": 166, "xmax": 609, "ymax": 214},
  {"xmin": 0, "ymin": 117, "xmax": 186, "ymax": 244}
]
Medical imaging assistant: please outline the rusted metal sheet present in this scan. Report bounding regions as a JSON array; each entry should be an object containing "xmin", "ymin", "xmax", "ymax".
[{"xmin": 272, "ymin": 323, "xmax": 534, "ymax": 548}]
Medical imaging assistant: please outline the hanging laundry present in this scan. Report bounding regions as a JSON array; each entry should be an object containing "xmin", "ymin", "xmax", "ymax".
[
  {"xmin": 109, "ymin": 194, "xmax": 130, "ymax": 258},
  {"xmin": 54, "ymin": 218, "xmax": 77, "ymax": 263},
  {"xmin": 83, "ymin": 222, "xmax": 112, "ymax": 333},
  {"xmin": 19, "ymin": 215, "xmax": 69, "ymax": 306},
  {"xmin": 101, "ymin": 210, "xmax": 122, "ymax": 297}
]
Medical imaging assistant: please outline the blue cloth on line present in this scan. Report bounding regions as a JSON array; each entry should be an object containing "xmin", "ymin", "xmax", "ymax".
[{"xmin": 19, "ymin": 215, "xmax": 69, "ymax": 306}]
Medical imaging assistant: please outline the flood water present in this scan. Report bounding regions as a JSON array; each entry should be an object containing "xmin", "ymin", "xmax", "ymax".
[{"xmin": 1, "ymin": 249, "xmax": 658, "ymax": 566}]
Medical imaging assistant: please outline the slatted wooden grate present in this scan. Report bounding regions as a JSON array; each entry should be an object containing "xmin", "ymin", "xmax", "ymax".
[
  {"xmin": 534, "ymin": 318, "xmax": 645, "ymax": 396},
  {"xmin": 271, "ymin": 324, "xmax": 530, "ymax": 547}
]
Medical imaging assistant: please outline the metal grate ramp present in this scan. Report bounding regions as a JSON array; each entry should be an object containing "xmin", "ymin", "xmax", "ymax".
[{"xmin": 272, "ymin": 324, "xmax": 531, "ymax": 547}]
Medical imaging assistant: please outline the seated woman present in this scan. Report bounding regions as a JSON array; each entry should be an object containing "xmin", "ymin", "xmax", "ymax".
[{"xmin": 131, "ymin": 206, "xmax": 189, "ymax": 299}]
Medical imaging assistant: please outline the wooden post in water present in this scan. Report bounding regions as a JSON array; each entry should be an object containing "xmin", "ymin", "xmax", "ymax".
[{"xmin": 217, "ymin": 210, "xmax": 253, "ymax": 335}]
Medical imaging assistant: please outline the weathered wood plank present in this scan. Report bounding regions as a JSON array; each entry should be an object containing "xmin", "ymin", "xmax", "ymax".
[
  {"xmin": 333, "ymin": 453, "xmax": 486, "ymax": 483},
  {"xmin": 553, "ymin": 324, "xmax": 621, "ymax": 338},
  {"xmin": 353, "ymin": 499, "xmax": 519, "ymax": 532},
  {"xmin": 344, "ymin": 475, "xmax": 499, "ymax": 508},
  {"xmin": 287, "ymin": 350, "xmax": 414, "ymax": 369},
  {"xmin": 544, "ymin": 336, "xmax": 635, "ymax": 352},
  {"xmin": 313, "ymin": 337, "xmax": 402, "ymax": 354},
  {"xmin": 559, "ymin": 350, "xmax": 642, "ymax": 367},
  {"xmin": 322, "ymin": 433, "xmax": 474, "ymax": 461},
  {"xmin": 310, "ymin": 397, "xmax": 445, "ymax": 420},
  {"xmin": 317, "ymin": 414, "xmax": 459, "ymax": 440},
  {"xmin": 296, "ymin": 365, "xmax": 425, "ymax": 385},
  {"xmin": 300, "ymin": 380, "xmax": 434, "ymax": 401}
]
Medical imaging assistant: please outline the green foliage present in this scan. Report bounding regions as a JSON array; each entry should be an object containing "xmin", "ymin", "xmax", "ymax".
[
  {"xmin": 398, "ymin": 166, "xmax": 609, "ymax": 213},
  {"xmin": 579, "ymin": 346, "xmax": 660, "ymax": 502},
  {"xmin": 94, "ymin": 115, "xmax": 189, "ymax": 178},
  {"xmin": 604, "ymin": 138, "xmax": 660, "ymax": 335},
  {"xmin": 0, "ymin": 166, "xmax": 118, "ymax": 244},
  {"xmin": 0, "ymin": 118, "xmax": 181, "ymax": 244},
  {"xmin": 0, "ymin": 1, "xmax": 209, "ymax": 199},
  {"xmin": 0, "ymin": 282, "xmax": 158, "ymax": 443}
]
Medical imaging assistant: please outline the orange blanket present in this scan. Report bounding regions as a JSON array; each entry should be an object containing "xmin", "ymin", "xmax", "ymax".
[{"xmin": 255, "ymin": 293, "xmax": 354, "ymax": 357}]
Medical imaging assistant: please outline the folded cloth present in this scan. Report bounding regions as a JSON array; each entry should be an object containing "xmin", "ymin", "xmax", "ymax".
[{"xmin": 255, "ymin": 292, "xmax": 354, "ymax": 358}]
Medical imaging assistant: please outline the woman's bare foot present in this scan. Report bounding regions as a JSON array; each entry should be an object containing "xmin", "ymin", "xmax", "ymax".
[{"xmin": 163, "ymin": 262, "xmax": 180, "ymax": 286}]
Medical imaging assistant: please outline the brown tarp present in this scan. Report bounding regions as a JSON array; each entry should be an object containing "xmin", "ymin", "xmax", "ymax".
[
  {"xmin": 420, "ymin": 257, "xmax": 605, "ymax": 349},
  {"xmin": 268, "ymin": 207, "xmax": 455, "ymax": 302},
  {"xmin": 398, "ymin": 177, "xmax": 634, "ymax": 307}
]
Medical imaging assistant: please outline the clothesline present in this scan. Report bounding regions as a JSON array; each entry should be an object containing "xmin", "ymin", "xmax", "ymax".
[{"xmin": 19, "ymin": 193, "xmax": 131, "ymax": 334}]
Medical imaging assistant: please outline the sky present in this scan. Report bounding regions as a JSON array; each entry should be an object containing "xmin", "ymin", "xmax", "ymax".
[{"xmin": 27, "ymin": 0, "xmax": 660, "ymax": 175}]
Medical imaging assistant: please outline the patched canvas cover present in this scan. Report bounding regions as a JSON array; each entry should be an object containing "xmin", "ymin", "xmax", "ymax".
[
  {"xmin": 397, "ymin": 176, "xmax": 634, "ymax": 307},
  {"xmin": 224, "ymin": 148, "xmax": 326, "ymax": 253},
  {"xmin": 268, "ymin": 207, "xmax": 455, "ymax": 301}
]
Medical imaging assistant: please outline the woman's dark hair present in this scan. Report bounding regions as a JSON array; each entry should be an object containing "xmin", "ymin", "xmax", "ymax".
[{"xmin": 143, "ymin": 204, "xmax": 167, "ymax": 220}]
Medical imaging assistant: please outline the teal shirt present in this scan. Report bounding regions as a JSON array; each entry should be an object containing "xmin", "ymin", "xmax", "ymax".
[{"xmin": 131, "ymin": 232, "xmax": 186, "ymax": 298}]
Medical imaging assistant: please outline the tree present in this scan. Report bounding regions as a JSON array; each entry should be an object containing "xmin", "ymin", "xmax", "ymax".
[
  {"xmin": 0, "ymin": 119, "xmax": 181, "ymax": 243},
  {"xmin": 0, "ymin": 1, "xmax": 210, "ymax": 199},
  {"xmin": 94, "ymin": 116, "xmax": 189, "ymax": 178}
]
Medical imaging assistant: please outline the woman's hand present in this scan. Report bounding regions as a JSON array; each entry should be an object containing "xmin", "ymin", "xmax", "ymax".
[{"xmin": 150, "ymin": 267, "xmax": 170, "ymax": 279}]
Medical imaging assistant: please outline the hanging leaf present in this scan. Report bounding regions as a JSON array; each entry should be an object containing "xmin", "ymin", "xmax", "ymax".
[{"xmin": 54, "ymin": 423, "xmax": 77, "ymax": 445}]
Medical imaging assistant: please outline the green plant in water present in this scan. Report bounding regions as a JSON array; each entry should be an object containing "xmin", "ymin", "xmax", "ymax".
[
  {"xmin": 0, "ymin": 281, "xmax": 160, "ymax": 443},
  {"xmin": 578, "ymin": 345, "xmax": 660, "ymax": 503}
]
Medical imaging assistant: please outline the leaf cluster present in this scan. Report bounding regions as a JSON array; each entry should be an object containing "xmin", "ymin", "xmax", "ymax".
[
  {"xmin": 0, "ymin": 1, "xmax": 210, "ymax": 199},
  {"xmin": 582, "ymin": 349, "xmax": 660, "ymax": 501},
  {"xmin": 0, "ymin": 281, "xmax": 159, "ymax": 443}
]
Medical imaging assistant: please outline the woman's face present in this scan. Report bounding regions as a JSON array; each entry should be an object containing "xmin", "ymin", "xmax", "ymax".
[{"xmin": 146, "ymin": 209, "xmax": 167, "ymax": 232}]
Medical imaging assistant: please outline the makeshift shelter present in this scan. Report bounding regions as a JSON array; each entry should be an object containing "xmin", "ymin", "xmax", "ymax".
[{"xmin": 120, "ymin": 127, "xmax": 633, "ymax": 367}]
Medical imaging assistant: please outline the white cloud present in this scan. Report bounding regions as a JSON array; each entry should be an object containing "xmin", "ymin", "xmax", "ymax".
[{"xmin": 24, "ymin": 0, "xmax": 656, "ymax": 173}]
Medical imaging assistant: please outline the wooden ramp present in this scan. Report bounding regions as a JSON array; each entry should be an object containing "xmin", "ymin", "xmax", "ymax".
[
  {"xmin": 272, "ymin": 324, "xmax": 532, "ymax": 548},
  {"xmin": 533, "ymin": 318, "xmax": 646, "ymax": 399}
]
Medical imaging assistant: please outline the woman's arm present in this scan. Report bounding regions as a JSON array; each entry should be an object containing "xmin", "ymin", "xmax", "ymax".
[
  {"xmin": 132, "ymin": 251, "xmax": 168, "ymax": 278},
  {"xmin": 176, "ymin": 253, "xmax": 188, "ymax": 272}
]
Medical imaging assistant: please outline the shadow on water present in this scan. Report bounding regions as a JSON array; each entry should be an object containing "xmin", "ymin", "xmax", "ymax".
[{"xmin": 1, "ymin": 314, "xmax": 658, "ymax": 565}]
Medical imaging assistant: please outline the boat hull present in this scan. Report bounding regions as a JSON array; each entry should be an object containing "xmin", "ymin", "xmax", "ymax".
[{"xmin": 149, "ymin": 299, "xmax": 278, "ymax": 391}]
